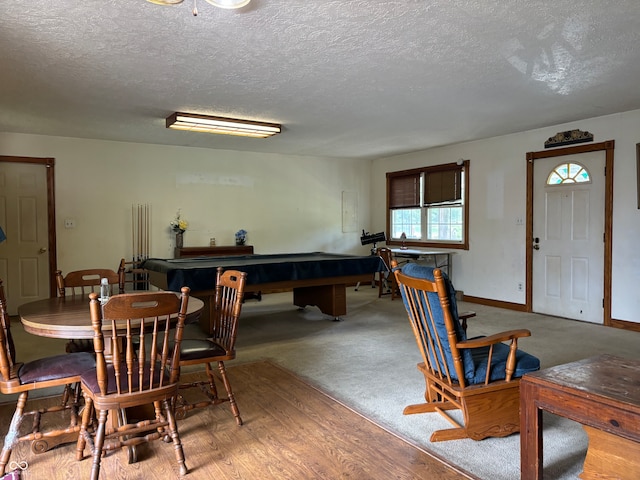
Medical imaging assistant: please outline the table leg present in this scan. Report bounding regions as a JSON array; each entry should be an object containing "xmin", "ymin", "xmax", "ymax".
[
  {"xmin": 293, "ymin": 284, "xmax": 346, "ymax": 319},
  {"xmin": 520, "ymin": 379, "xmax": 544, "ymax": 480}
]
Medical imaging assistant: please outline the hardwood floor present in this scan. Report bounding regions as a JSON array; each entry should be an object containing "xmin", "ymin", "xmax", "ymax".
[{"xmin": 0, "ymin": 361, "xmax": 474, "ymax": 479}]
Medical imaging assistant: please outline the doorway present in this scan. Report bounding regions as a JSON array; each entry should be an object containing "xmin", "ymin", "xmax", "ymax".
[
  {"xmin": 0, "ymin": 156, "xmax": 57, "ymax": 315},
  {"xmin": 526, "ymin": 141, "xmax": 614, "ymax": 325}
]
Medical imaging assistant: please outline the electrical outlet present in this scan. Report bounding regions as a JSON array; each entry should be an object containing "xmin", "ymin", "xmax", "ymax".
[
  {"xmin": 64, "ymin": 218, "xmax": 76, "ymax": 229},
  {"xmin": 517, "ymin": 282, "xmax": 523, "ymax": 291}
]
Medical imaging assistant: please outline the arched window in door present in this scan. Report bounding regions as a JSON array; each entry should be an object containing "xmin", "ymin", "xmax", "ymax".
[{"xmin": 546, "ymin": 162, "xmax": 591, "ymax": 185}]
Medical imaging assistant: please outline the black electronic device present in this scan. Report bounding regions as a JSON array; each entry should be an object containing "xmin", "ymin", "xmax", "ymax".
[{"xmin": 360, "ymin": 230, "xmax": 386, "ymax": 255}]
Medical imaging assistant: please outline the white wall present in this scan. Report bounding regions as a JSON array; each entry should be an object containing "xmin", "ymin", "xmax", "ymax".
[
  {"xmin": 3, "ymin": 108, "xmax": 640, "ymax": 323},
  {"xmin": 0, "ymin": 133, "xmax": 372, "ymax": 273},
  {"xmin": 371, "ymin": 109, "xmax": 640, "ymax": 323}
]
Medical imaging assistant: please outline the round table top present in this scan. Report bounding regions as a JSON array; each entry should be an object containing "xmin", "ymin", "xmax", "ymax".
[{"xmin": 18, "ymin": 292, "xmax": 204, "ymax": 339}]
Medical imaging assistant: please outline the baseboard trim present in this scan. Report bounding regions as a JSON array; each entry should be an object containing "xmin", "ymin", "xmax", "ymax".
[
  {"xmin": 463, "ymin": 296, "xmax": 640, "ymax": 332},
  {"xmin": 610, "ymin": 318, "xmax": 640, "ymax": 332},
  {"xmin": 461, "ymin": 295, "xmax": 528, "ymax": 312}
]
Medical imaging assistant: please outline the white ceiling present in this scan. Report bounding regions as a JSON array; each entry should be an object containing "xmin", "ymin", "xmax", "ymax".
[{"xmin": 2, "ymin": 1, "xmax": 640, "ymax": 160}]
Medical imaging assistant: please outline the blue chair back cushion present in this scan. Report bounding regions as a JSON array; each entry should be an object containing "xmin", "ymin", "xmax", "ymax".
[{"xmin": 399, "ymin": 263, "xmax": 539, "ymax": 384}]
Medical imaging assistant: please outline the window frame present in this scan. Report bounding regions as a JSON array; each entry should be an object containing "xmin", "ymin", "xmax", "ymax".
[{"xmin": 386, "ymin": 161, "xmax": 469, "ymax": 250}]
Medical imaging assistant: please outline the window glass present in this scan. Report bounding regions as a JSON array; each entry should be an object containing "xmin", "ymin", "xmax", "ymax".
[
  {"xmin": 546, "ymin": 162, "xmax": 591, "ymax": 185},
  {"xmin": 391, "ymin": 208, "xmax": 421, "ymax": 239},
  {"xmin": 427, "ymin": 205, "xmax": 463, "ymax": 241}
]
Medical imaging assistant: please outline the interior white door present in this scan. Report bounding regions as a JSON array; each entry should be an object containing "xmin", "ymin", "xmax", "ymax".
[
  {"xmin": 532, "ymin": 151, "xmax": 605, "ymax": 323},
  {"xmin": 0, "ymin": 162, "xmax": 50, "ymax": 315}
]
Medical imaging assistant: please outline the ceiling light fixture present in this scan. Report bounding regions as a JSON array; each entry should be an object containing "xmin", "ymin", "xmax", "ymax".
[
  {"xmin": 146, "ymin": 0, "xmax": 251, "ymax": 13},
  {"xmin": 204, "ymin": 0, "xmax": 251, "ymax": 8},
  {"xmin": 166, "ymin": 112, "xmax": 281, "ymax": 138}
]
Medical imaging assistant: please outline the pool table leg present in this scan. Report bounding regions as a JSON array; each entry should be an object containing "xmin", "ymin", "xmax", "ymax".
[{"xmin": 293, "ymin": 284, "xmax": 347, "ymax": 319}]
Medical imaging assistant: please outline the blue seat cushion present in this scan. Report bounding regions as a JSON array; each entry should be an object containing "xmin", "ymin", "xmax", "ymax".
[
  {"xmin": 398, "ymin": 263, "xmax": 540, "ymax": 384},
  {"xmin": 468, "ymin": 340, "xmax": 540, "ymax": 384}
]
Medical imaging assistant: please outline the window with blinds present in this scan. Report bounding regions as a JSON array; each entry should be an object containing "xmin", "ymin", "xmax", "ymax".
[{"xmin": 386, "ymin": 161, "xmax": 468, "ymax": 249}]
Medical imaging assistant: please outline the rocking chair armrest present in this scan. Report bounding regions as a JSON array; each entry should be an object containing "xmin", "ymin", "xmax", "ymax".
[
  {"xmin": 456, "ymin": 328, "xmax": 531, "ymax": 349},
  {"xmin": 458, "ymin": 311, "xmax": 476, "ymax": 334},
  {"xmin": 459, "ymin": 311, "xmax": 476, "ymax": 321}
]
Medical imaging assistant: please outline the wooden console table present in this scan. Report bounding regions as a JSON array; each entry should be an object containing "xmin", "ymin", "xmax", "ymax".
[
  {"xmin": 174, "ymin": 245, "xmax": 254, "ymax": 258},
  {"xmin": 520, "ymin": 354, "xmax": 640, "ymax": 480}
]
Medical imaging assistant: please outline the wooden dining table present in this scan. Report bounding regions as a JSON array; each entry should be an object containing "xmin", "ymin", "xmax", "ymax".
[{"xmin": 18, "ymin": 293, "xmax": 204, "ymax": 339}]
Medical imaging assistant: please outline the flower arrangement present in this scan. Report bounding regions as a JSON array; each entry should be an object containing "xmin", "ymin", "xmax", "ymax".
[
  {"xmin": 170, "ymin": 211, "xmax": 188, "ymax": 233},
  {"xmin": 235, "ymin": 229, "xmax": 247, "ymax": 245}
]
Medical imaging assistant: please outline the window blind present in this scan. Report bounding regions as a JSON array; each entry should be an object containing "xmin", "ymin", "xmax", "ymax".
[
  {"xmin": 424, "ymin": 167, "xmax": 462, "ymax": 204},
  {"xmin": 389, "ymin": 173, "xmax": 420, "ymax": 209}
]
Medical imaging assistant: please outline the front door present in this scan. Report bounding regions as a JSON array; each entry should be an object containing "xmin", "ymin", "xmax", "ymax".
[
  {"xmin": 532, "ymin": 151, "xmax": 605, "ymax": 323},
  {"xmin": 0, "ymin": 159, "xmax": 54, "ymax": 315}
]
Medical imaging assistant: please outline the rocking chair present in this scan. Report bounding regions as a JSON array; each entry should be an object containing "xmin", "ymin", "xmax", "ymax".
[{"xmin": 394, "ymin": 262, "xmax": 540, "ymax": 442}]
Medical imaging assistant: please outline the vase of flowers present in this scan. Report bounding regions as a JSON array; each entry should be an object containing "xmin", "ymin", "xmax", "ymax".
[
  {"xmin": 235, "ymin": 229, "xmax": 247, "ymax": 246},
  {"xmin": 170, "ymin": 211, "xmax": 188, "ymax": 248}
]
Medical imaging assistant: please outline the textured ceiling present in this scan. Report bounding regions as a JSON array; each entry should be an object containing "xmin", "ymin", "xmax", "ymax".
[{"xmin": 2, "ymin": 1, "xmax": 640, "ymax": 160}]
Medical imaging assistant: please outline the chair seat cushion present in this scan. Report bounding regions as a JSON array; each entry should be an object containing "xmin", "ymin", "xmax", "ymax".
[
  {"xmin": 469, "ymin": 339, "xmax": 540, "ymax": 384},
  {"xmin": 80, "ymin": 361, "xmax": 170, "ymax": 395},
  {"xmin": 179, "ymin": 339, "xmax": 227, "ymax": 361},
  {"xmin": 18, "ymin": 352, "xmax": 96, "ymax": 384}
]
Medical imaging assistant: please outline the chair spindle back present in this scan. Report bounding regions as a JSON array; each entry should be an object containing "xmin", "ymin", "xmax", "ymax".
[
  {"xmin": 212, "ymin": 268, "xmax": 247, "ymax": 353},
  {"xmin": 56, "ymin": 262, "xmax": 126, "ymax": 299},
  {"xmin": 88, "ymin": 288, "xmax": 190, "ymax": 396},
  {"xmin": 395, "ymin": 267, "xmax": 467, "ymax": 388}
]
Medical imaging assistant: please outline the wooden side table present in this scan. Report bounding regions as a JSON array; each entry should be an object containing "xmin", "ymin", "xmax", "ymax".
[{"xmin": 520, "ymin": 354, "xmax": 640, "ymax": 480}]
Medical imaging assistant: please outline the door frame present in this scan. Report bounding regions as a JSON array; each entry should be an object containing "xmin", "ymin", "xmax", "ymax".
[
  {"xmin": 0, "ymin": 155, "xmax": 58, "ymax": 298},
  {"xmin": 525, "ymin": 140, "xmax": 614, "ymax": 325}
]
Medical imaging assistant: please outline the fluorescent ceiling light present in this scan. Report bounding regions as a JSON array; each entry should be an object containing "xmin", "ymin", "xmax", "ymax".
[
  {"xmin": 204, "ymin": 0, "xmax": 251, "ymax": 8},
  {"xmin": 166, "ymin": 112, "xmax": 281, "ymax": 138},
  {"xmin": 146, "ymin": 0, "xmax": 184, "ymax": 4},
  {"xmin": 146, "ymin": 0, "xmax": 251, "ymax": 8}
]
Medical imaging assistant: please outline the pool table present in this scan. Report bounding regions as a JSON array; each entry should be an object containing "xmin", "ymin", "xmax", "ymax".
[{"xmin": 141, "ymin": 252, "xmax": 385, "ymax": 333}]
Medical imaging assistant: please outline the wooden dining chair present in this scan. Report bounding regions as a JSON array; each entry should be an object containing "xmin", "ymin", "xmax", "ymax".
[
  {"xmin": 76, "ymin": 288, "xmax": 190, "ymax": 480},
  {"xmin": 394, "ymin": 263, "xmax": 540, "ymax": 442},
  {"xmin": 55, "ymin": 262, "xmax": 125, "ymax": 299},
  {"xmin": 175, "ymin": 267, "xmax": 247, "ymax": 425},
  {"xmin": 56, "ymin": 262, "xmax": 126, "ymax": 353},
  {"xmin": 0, "ymin": 279, "xmax": 96, "ymax": 475},
  {"xmin": 119, "ymin": 257, "xmax": 150, "ymax": 292}
]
